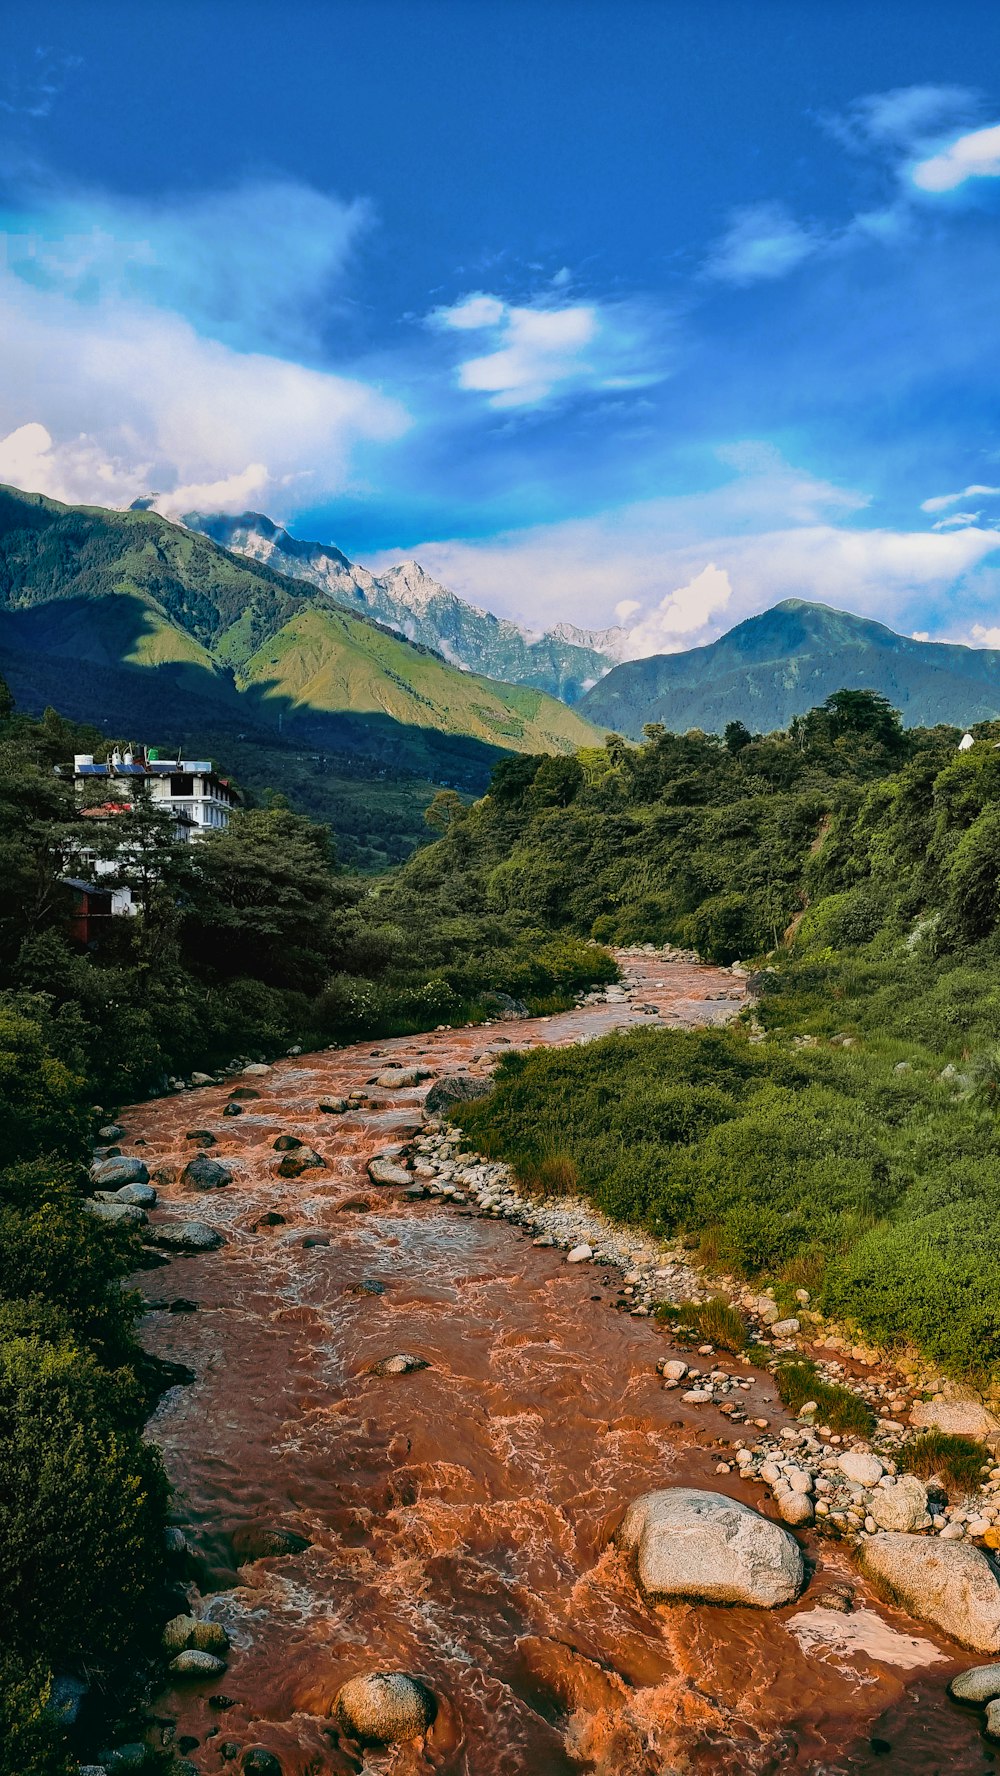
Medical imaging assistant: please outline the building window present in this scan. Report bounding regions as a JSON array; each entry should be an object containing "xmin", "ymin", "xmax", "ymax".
[{"xmin": 170, "ymin": 773, "xmax": 194, "ymax": 796}]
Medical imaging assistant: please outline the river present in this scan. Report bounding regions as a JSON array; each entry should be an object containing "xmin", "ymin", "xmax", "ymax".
[{"xmin": 127, "ymin": 955, "xmax": 990, "ymax": 1775}]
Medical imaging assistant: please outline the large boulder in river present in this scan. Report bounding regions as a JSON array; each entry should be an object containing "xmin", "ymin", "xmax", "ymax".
[
  {"xmin": 334, "ymin": 1671, "xmax": 437, "ymax": 1743},
  {"xmin": 617, "ymin": 1487, "xmax": 804, "ymax": 1608},
  {"xmin": 868, "ymin": 1475, "xmax": 929, "ymax": 1532},
  {"xmin": 858, "ymin": 1533, "xmax": 1000, "ymax": 1652},
  {"xmin": 91, "ymin": 1155, "xmax": 149, "ymax": 1189},
  {"xmin": 182, "ymin": 1154, "xmax": 231, "ymax": 1191},
  {"xmin": 368, "ymin": 1156, "xmax": 412, "ymax": 1186},
  {"xmin": 424, "ymin": 1073, "xmax": 493, "ymax": 1114},
  {"xmin": 84, "ymin": 1198, "xmax": 147, "ymax": 1227},
  {"xmin": 149, "ymin": 1220, "xmax": 224, "ymax": 1253}
]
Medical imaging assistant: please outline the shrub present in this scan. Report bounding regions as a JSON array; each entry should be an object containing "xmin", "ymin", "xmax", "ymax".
[
  {"xmin": 683, "ymin": 1297, "xmax": 750, "ymax": 1352},
  {"xmin": 899, "ymin": 1430, "xmax": 990, "ymax": 1491}
]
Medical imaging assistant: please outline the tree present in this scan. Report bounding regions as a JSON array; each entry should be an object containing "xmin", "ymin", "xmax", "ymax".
[
  {"xmin": 724, "ymin": 720, "xmax": 753, "ymax": 756},
  {"xmin": 424, "ymin": 789, "xmax": 465, "ymax": 833},
  {"xmin": 183, "ymin": 805, "xmax": 344, "ymax": 988}
]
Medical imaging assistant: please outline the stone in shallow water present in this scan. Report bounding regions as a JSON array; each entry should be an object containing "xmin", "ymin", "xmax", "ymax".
[
  {"xmin": 371, "ymin": 1353, "xmax": 429, "ymax": 1376},
  {"xmin": 231, "ymin": 1522, "xmax": 310, "ymax": 1561},
  {"xmin": 84, "ymin": 1198, "xmax": 147, "ymax": 1226},
  {"xmin": 182, "ymin": 1154, "xmax": 232, "ymax": 1191},
  {"xmin": 617, "ymin": 1486, "xmax": 804, "ymax": 1608},
  {"xmin": 185, "ymin": 1129, "xmax": 216, "ymax": 1146},
  {"xmin": 859, "ymin": 1534, "xmax": 1000, "ymax": 1652},
  {"xmin": 150, "ymin": 1220, "xmax": 224, "ymax": 1253},
  {"xmin": 242, "ymin": 1753, "xmax": 283, "ymax": 1776},
  {"xmin": 335, "ymin": 1671, "xmax": 437, "ymax": 1743},
  {"xmin": 91, "ymin": 1155, "xmax": 149, "ymax": 1189},
  {"xmin": 319, "ymin": 1099, "xmax": 347, "ymax": 1114},
  {"xmin": 368, "ymin": 1156, "xmax": 412, "ymax": 1186},
  {"xmin": 169, "ymin": 1648, "xmax": 227, "ymax": 1678},
  {"xmin": 273, "ymin": 1134, "xmax": 303, "ymax": 1151},
  {"xmin": 950, "ymin": 1663, "xmax": 1000, "ymax": 1704}
]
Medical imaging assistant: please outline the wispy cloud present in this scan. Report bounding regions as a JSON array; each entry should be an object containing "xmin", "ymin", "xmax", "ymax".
[
  {"xmin": 921, "ymin": 483, "xmax": 1000, "ymax": 513},
  {"xmin": 0, "ymin": 47, "xmax": 82, "ymax": 120},
  {"xmin": 912, "ymin": 121, "xmax": 1000, "ymax": 192},
  {"xmin": 1, "ymin": 177, "xmax": 370, "ymax": 355},
  {"xmin": 829, "ymin": 85, "xmax": 978, "ymax": 152},
  {"xmin": 428, "ymin": 291, "xmax": 667, "ymax": 409},
  {"xmin": 705, "ymin": 201, "xmax": 821, "ymax": 285}
]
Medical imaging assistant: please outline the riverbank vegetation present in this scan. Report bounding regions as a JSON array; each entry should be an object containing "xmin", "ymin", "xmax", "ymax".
[{"xmin": 7, "ymin": 673, "xmax": 1000, "ymax": 1766}]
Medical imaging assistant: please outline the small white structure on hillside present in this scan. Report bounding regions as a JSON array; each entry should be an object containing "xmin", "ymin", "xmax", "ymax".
[{"xmin": 958, "ymin": 732, "xmax": 975, "ymax": 751}]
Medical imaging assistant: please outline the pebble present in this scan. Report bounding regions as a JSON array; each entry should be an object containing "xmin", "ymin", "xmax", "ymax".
[{"xmin": 566, "ymin": 1244, "xmax": 593, "ymax": 1263}]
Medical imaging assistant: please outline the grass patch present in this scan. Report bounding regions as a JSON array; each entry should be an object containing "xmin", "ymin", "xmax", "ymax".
[
  {"xmin": 899, "ymin": 1429, "xmax": 991, "ymax": 1490},
  {"xmin": 774, "ymin": 1357, "xmax": 876, "ymax": 1435},
  {"xmin": 655, "ymin": 1296, "xmax": 750, "ymax": 1352}
]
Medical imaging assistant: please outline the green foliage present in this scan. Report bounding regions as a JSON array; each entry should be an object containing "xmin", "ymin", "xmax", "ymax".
[
  {"xmin": 656, "ymin": 1297, "xmax": 750, "ymax": 1352},
  {"xmin": 900, "ymin": 1430, "xmax": 990, "ymax": 1490},
  {"xmin": 773, "ymin": 1358, "xmax": 876, "ymax": 1435}
]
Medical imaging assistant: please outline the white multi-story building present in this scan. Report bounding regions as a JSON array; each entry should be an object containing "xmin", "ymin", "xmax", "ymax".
[{"xmin": 70, "ymin": 745, "xmax": 240, "ymax": 835}]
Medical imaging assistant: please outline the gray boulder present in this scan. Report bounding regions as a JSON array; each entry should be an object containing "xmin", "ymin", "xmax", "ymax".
[
  {"xmin": 169, "ymin": 1648, "xmax": 227, "ymax": 1677},
  {"xmin": 375, "ymin": 1068, "xmax": 432, "ymax": 1088},
  {"xmin": 45, "ymin": 1674, "xmax": 87, "ymax": 1726},
  {"xmin": 97, "ymin": 1123, "xmax": 124, "ymax": 1141},
  {"xmin": 368, "ymin": 1156, "xmax": 412, "ymax": 1186},
  {"xmin": 162, "ymin": 1613, "xmax": 230, "ymax": 1655},
  {"xmin": 182, "ymin": 1154, "xmax": 232, "ymax": 1191},
  {"xmin": 424, "ymin": 1073, "xmax": 493, "ymax": 1114},
  {"xmin": 149, "ymin": 1220, "xmax": 224, "ymax": 1252},
  {"xmin": 859, "ymin": 1533, "xmax": 1000, "ymax": 1652},
  {"xmin": 868, "ymin": 1475, "xmax": 929, "ymax": 1532},
  {"xmin": 335, "ymin": 1671, "xmax": 437, "ymax": 1743},
  {"xmin": 950, "ymin": 1663, "xmax": 1000, "ymax": 1704},
  {"xmin": 113, "ymin": 1181, "xmax": 157, "ymax": 1206},
  {"xmin": 616, "ymin": 1486, "xmax": 804, "ymax": 1607},
  {"xmin": 84, "ymin": 1199, "xmax": 147, "ymax": 1227},
  {"xmin": 91, "ymin": 1155, "xmax": 149, "ymax": 1189}
]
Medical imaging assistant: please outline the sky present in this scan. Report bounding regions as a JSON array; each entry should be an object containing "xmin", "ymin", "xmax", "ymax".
[{"xmin": 5, "ymin": 0, "xmax": 1000, "ymax": 655}]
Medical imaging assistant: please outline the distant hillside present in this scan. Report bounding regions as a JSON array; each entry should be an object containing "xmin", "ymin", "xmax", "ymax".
[
  {"xmin": 0, "ymin": 485, "xmax": 600, "ymax": 861},
  {"xmin": 187, "ymin": 508, "xmax": 625, "ymax": 702},
  {"xmin": 580, "ymin": 599, "xmax": 1000, "ymax": 736}
]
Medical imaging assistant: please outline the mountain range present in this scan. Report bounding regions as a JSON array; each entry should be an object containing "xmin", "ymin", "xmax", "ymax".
[
  {"xmin": 579, "ymin": 598, "xmax": 1000, "ymax": 736},
  {"xmin": 185, "ymin": 509, "xmax": 626, "ymax": 703},
  {"xmin": 0, "ymin": 485, "xmax": 600, "ymax": 864}
]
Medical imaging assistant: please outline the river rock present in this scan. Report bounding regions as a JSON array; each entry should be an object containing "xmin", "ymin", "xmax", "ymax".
[
  {"xmin": 185, "ymin": 1129, "xmax": 216, "ymax": 1146},
  {"xmin": 169, "ymin": 1648, "xmax": 228, "ymax": 1678},
  {"xmin": 242, "ymin": 1753, "xmax": 282, "ymax": 1776},
  {"xmin": 950, "ymin": 1663, "xmax": 1000, "ymax": 1704},
  {"xmin": 222, "ymin": 1103, "xmax": 243, "ymax": 1117},
  {"xmin": 567, "ymin": 1244, "xmax": 593, "ymax": 1263},
  {"xmin": 424, "ymin": 1073, "xmax": 493, "ymax": 1113},
  {"xmin": 839, "ymin": 1452, "xmax": 885, "ymax": 1487},
  {"xmin": 368, "ymin": 1156, "xmax": 412, "ymax": 1186},
  {"xmin": 777, "ymin": 1492, "xmax": 814, "ymax": 1527},
  {"xmin": 375, "ymin": 1068, "xmax": 431, "ymax": 1088},
  {"xmin": 771, "ymin": 1318, "xmax": 800, "ymax": 1338},
  {"xmin": 910, "ymin": 1399, "xmax": 1000, "ymax": 1441},
  {"xmin": 149, "ymin": 1220, "xmax": 224, "ymax": 1252},
  {"xmin": 182, "ymin": 1154, "xmax": 232, "ymax": 1191},
  {"xmin": 661, "ymin": 1360, "xmax": 689, "ymax": 1381},
  {"xmin": 617, "ymin": 1486, "xmax": 804, "ymax": 1607},
  {"xmin": 98, "ymin": 1123, "xmax": 125, "ymax": 1141},
  {"xmin": 113, "ymin": 1181, "xmax": 157, "ymax": 1206},
  {"xmin": 163, "ymin": 1613, "xmax": 231, "ymax": 1656},
  {"xmin": 334, "ymin": 1671, "xmax": 437, "ymax": 1743},
  {"xmin": 84, "ymin": 1198, "xmax": 147, "ymax": 1226},
  {"xmin": 371, "ymin": 1353, "xmax": 429, "ymax": 1376},
  {"xmin": 859, "ymin": 1534, "xmax": 1000, "ymax": 1651},
  {"xmin": 987, "ymin": 1699, "xmax": 1000, "ymax": 1739},
  {"xmin": 91, "ymin": 1155, "xmax": 149, "ymax": 1189},
  {"xmin": 277, "ymin": 1148, "xmax": 324, "ymax": 1177},
  {"xmin": 273, "ymin": 1134, "xmax": 302, "ymax": 1151},
  {"xmin": 868, "ymin": 1475, "xmax": 929, "ymax": 1532},
  {"xmin": 231, "ymin": 1522, "xmax": 311, "ymax": 1561},
  {"xmin": 319, "ymin": 1099, "xmax": 347, "ymax": 1114},
  {"xmin": 242, "ymin": 1063, "xmax": 271, "ymax": 1076}
]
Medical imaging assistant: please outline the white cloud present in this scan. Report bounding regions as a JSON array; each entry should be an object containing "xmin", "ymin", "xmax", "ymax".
[
  {"xmin": 614, "ymin": 598, "xmax": 641, "ymax": 622},
  {"xmin": 969, "ymin": 623, "xmax": 1000, "ymax": 647},
  {"xmin": 428, "ymin": 292, "xmax": 666, "ymax": 408},
  {"xmin": 931, "ymin": 511, "xmax": 983, "ymax": 531},
  {"xmin": 912, "ymin": 122, "xmax": 1000, "ymax": 192},
  {"xmin": 922, "ymin": 483, "xmax": 1000, "ymax": 513},
  {"xmin": 620, "ymin": 565, "xmax": 733, "ymax": 657},
  {"xmin": 0, "ymin": 180, "xmax": 410, "ymax": 513},
  {"xmin": 3, "ymin": 178, "xmax": 370, "ymax": 355},
  {"xmin": 705, "ymin": 202, "xmax": 820, "ymax": 285},
  {"xmin": 368, "ymin": 454, "xmax": 1000, "ymax": 654}
]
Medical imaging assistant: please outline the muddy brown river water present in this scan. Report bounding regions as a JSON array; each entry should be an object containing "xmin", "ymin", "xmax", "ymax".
[{"xmin": 127, "ymin": 957, "xmax": 995, "ymax": 1775}]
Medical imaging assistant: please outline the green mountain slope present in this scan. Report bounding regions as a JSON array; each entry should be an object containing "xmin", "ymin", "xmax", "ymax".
[
  {"xmin": 581, "ymin": 599, "xmax": 1000, "ymax": 736},
  {"xmin": 0, "ymin": 485, "xmax": 599, "ymax": 852}
]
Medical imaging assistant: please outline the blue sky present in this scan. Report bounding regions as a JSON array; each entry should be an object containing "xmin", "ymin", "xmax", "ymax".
[{"xmin": 5, "ymin": 1, "xmax": 1000, "ymax": 653}]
